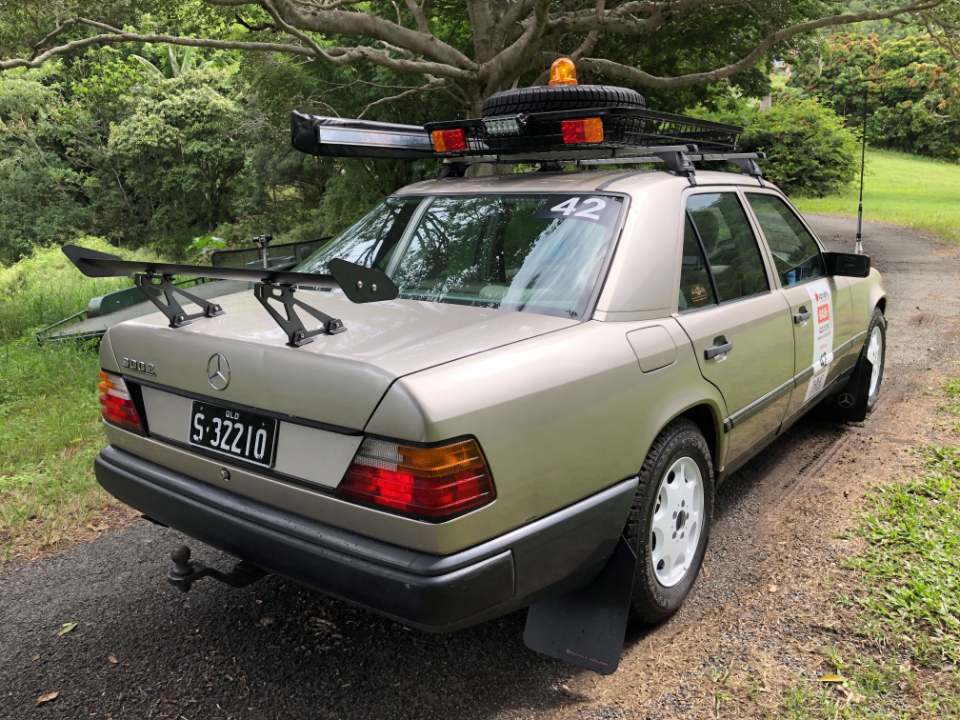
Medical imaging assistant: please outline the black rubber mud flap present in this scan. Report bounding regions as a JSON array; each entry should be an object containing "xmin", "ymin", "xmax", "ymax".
[
  {"xmin": 523, "ymin": 535, "xmax": 637, "ymax": 675},
  {"xmin": 845, "ymin": 357, "xmax": 873, "ymax": 422}
]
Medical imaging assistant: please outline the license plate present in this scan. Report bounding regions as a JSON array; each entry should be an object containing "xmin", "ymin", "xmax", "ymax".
[{"xmin": 188, "ymin": 401, "xmax": 278, "ymax": 468}]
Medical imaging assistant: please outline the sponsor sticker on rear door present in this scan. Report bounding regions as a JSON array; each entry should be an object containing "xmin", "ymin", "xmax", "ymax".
[{"xmin": 804, "ymin": 279, "xmax": 834, "ymax": 402}]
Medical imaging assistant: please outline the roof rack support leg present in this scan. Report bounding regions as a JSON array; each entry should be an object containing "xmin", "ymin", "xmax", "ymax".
[
  {"xmin": 254, "ymin": 282, "xmax": 345, "ymax": 347},
  {"xmin": 730, "ymin": 156, "xmax": 764, "ymax": 179},
  {"xmin": 135, "ymin": 273, "xmax": 223, "ymax": 328},
  {"xmin": 653, "ymin": 150, "xmax": 697, "ymax": 185},
  {"xmin": 437, "ymin": 162, "xmax": 467, "ymax": 179}
]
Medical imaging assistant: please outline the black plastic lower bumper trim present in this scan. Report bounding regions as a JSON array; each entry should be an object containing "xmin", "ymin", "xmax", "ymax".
[{"xmin": 95, "ymin": 446, "xmax": 637, "ymax": 632}]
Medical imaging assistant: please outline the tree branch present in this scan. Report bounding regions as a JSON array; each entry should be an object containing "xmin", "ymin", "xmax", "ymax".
[
  {"xmin": 479, "ymin": 0, "xmax": 551, "ymax": 94},
  {"xmin": 403, "ymin": 0, "xmax": 430, "ymax": 33},
  {"xmin": 2, "ymin": 25, "xmax": 473, "ymax": 80},
  {"xmin": 30, "ymin": 17, "xmax": 122, "ymax": 55},
  {"xmin": 571, "ymin": 0, "xmax": 947, "ymax": 89},
  {"xmin": 256, "ymin": 0, "xmax": 477, "ymax": 70},
  {"xmin": 4, "ymin": 31, "xmax": 316, "ymax": 71},
  {"xmin": 233, "ymin": 14, "xmax": 277, "ymax": 32},
  {"xmin": 356, "ymin": 76, "xmax": 444, "ymax": 117}
]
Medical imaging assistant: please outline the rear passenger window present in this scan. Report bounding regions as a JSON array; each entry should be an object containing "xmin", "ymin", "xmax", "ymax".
[
  {"xmin": 747, "ymin": 193, "xmax": 825, "ymax": 287},
  {"xmin": 678, "ymin": 216, "xmax": 717, "ymax": 311},
  {"xmin": 686, "ymin": 193, "xmax": 769, "ymax": 302}
]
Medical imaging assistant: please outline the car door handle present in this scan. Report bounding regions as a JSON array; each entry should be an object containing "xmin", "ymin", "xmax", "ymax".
[
  {"xmin": 704, "ymin": 337, "xmax": 733, "ymax": 360},
  {"xmin": 793, "ymin": 306, "xmax": 811, "ymax": 324}
]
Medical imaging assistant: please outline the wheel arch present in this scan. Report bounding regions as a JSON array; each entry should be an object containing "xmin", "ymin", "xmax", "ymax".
[{"xmin": 666, "ymin": 401, "xmax": 723, "ymax": 476}]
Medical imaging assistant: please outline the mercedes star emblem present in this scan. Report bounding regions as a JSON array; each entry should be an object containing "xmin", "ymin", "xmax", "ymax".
[{"xmin": 206, "ymin": 353, "xmax": 230, "ymax": 391}]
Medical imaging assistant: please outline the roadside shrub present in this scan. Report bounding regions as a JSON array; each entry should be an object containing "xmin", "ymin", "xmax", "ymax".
[
  {"xmin": 0, "ymin": 237, "xmax": 155, "ymax": 340},
  {"xmin": 792, "ymin": 33, "xmax": 960, "ymax": 161},
  {"xmin": 696, "ymin": 95, "xmax": 858, "ymax": 197}
]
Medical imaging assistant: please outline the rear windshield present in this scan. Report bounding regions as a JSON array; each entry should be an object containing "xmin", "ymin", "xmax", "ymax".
[{"xmin": 296, "ymin": 193, "xmax": 624, "ymax": 319}]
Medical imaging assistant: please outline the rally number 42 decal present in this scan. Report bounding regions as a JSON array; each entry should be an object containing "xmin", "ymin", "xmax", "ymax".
[
  {"xmin": 535, "ymin": 195, "xmax": 620, "ymax": 224},
  {"xmin": 548, "ymin": 196, "xmax": 608, "ymax": 220}
]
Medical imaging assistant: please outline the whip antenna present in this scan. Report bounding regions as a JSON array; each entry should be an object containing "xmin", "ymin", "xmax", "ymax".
[{"xmin": 855, "ymin": 85, "xmax": 868, "ymax": 255}]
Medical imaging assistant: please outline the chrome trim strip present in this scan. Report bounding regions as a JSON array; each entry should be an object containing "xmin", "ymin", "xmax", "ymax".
[{"xmin": 725, "ymin": 376, "xmax": 794, "ymax": 431}]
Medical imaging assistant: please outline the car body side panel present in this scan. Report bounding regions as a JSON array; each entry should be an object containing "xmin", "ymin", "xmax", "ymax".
[
  {"xmin": 592, "ymin": 175, "xmax": 682, "ymax": 319},
  {"xmin": 858, "ymin": 268, "xmax": 886, "ymax": 318},
  {"xmin": 848, "ymin": 267, "xmax": 886, "ymax": 345},
  {"xmin": 365, "ymin": 319, "xmax": 727, "ymax": 551},
  {"xmin": 675, "ymin": 293, "xmax": 795, "ymax": 464}
]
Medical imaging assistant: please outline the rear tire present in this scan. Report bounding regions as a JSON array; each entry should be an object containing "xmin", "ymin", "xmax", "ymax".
[
  {"xmin": 832, "ymin": 307, "xmax": 886, "ymax": 419},
  {"xmin": 481, "ymin": 84, "xmax": 646, "ymax": 117},
  {"xmin": 623, "ymin": 419, "xmax": 714, "ymax": 625}
]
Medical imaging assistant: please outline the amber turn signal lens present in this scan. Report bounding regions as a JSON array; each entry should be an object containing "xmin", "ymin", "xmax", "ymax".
[
  {"xmin": 561, "ymin": 117, "xmax": 604, "ymax": 144},
  {"xmin": 549, "ymin": 57, "xmax": 578, "ymax": 86},
  {"xmin": 339, "ymin": 437, "xmax": 495, "ymax": 521}
]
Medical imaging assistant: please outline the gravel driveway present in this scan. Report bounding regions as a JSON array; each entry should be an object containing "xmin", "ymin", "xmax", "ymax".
[{"xmin": 2, "ymin": 216, "xmax": 958, "ymax": 720}]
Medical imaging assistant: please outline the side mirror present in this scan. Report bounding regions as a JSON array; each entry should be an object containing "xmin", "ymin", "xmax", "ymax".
[{"xmin": 824, "ymin": 251, "xmax": 870, "ymax": 278}]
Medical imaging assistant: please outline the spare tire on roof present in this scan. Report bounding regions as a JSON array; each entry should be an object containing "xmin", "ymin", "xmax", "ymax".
[{"xmin": 482, "ymin": 84, "xmax": 646, "ymax": 117}]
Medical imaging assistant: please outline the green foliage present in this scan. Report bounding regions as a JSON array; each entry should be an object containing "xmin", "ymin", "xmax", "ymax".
[
  {"xmin": 107, "ymin": 68, "xmax": 251, "ymax": 254},
  {"xmin": 187, "ymin": 234, "xmax": 227, "ymax": 261},
  {"xmin": 792, "ymin": 33, "xmax": 960, "ymax": 160},
  {"xmin": 0, "ymin": 237, "xmax": 152, "ymax": 340},
  {"xmin": 0, "ymin": 69, "xmax": 90, "ymax": 263},
  {"xmin": 696, "ymin": 95, "xmax": 858, "ymax": 196}
]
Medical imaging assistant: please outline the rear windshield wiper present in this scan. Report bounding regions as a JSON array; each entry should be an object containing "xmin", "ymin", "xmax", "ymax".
[{"xmin": 62, "ymin": 244, "xmax": 398, "ymax": 347}]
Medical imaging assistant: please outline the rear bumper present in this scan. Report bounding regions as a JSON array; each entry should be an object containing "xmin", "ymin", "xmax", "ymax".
[{"xmin": 95, "ymin": 446, "xmax": 637, "ymax": 632}]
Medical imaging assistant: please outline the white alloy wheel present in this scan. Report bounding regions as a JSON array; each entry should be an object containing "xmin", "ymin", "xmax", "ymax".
[
  {"xmin": 867, "ymin": 325, "xmax": 884, "ymax": 399},
  {"xmin": 650, "ymin": 456, "xmax": 704, "ymax": 588}
]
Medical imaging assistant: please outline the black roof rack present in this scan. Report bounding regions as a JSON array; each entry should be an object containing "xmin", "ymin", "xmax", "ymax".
[{"xmin": 291, "ymin": 105, "xmax": 762, "ymax": 180}]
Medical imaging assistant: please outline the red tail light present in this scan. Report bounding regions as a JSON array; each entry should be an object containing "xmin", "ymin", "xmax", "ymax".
[
  {"xmin": 561, "ymin": 117, "xmax": 604, "ymax": 144},
  {"xmin": 338, "ymin": 438, "xmax": 495, "ymax": 521},
  {"xmin": 98, "ymin": 370, "xmax": 143, "ymax": 433},
  {"xmin": 430, "ymin": 128, "xmax": 467, "ymax": 153}
]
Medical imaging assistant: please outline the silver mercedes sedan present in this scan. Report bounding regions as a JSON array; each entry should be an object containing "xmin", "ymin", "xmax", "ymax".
[{"xmin": 86, "ymin": 167, "xmax": 885, "ymax": 668}]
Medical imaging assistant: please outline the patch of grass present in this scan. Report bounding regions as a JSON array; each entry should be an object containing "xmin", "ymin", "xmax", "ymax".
[
  {"xmin": 795, "ymin": 149, "xmax": 960, "ymax": 244},
  {"xmin": 0, "ymin": 237, "xmax": 152, "ymax": 341},
  {"xmin": 851, "ymin": 445, "xmax": 960, "ymax": 665},
  {"xmin": 0, "ymin": 240, "xmax": 156, "ymax": 560},
  {"xmin": 783, "ymin": 656, "xmax": 960, "ymax": 720},
  {"xmin": 0, "ymin": 339, "xmax": 124, "ymax": 561},
  {"xmin": 782, "ymin": 393, "xmax": 960, "ymax": 718},
  {"xmin": 947, "ymin": 379, "xmax": 960, "ymax": 426}
]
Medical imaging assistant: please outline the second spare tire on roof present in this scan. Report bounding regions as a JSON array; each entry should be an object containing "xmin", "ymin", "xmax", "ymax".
[{"xmin": 482, "ymin": 85, "xmax": 647, "ymax": 117}]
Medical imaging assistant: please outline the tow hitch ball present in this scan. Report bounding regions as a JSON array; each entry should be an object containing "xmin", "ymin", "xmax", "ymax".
[{"xmin": 167, "ymin": 545, "xmax": 267, "ymax": 593}]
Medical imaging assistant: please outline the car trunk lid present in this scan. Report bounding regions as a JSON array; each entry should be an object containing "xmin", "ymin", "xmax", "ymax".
[{"xmin": 105, "ymin": 288, "xmax": 576, "ymax": 430}]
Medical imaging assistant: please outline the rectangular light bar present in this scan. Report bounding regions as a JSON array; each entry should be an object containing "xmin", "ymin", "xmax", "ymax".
[
  {"xmin": 291, "ymin": 111, "xmax": 435, "ymax": 159},
  {"xmin": 483, "ymin": 116, "xmax": 523, "ymax": 137}
]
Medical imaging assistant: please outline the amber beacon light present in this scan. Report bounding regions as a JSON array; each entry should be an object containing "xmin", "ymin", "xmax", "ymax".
[{"xmin": 548, "ymin": 57, "xmax": 578, "ymax": 86}]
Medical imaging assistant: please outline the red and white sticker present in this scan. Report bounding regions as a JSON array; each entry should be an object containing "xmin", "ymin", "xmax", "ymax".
[{"xmin": 803, "ymin": 279, "xmax": 834, "ymax": 402}]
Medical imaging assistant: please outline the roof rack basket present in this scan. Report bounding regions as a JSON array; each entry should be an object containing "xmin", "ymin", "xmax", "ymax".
[{"xmin": 291, "ymin": 105, "xmax": 763, "ymax": 180}]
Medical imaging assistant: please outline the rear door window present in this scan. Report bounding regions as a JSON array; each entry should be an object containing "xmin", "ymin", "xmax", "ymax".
[
  {"xmin": 686, "ymin": 193, "xmax": 769, "ymax": 302},
  {"xmin": 746, "ymin": 193, "xmax": 825, "ymax": 287},
  {"xmin": 678, "ymin": 216, "xmax": 717, "ymax": 312}
]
